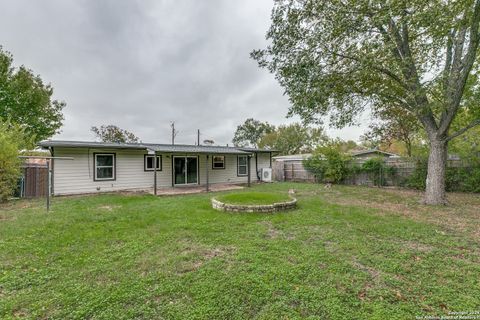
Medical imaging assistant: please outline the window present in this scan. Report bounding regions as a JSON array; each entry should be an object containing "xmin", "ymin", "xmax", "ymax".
[
  {"xmin": 94, "ymin": 153, "xmax": 115, "ymax": 181},
  {"xmin": 144, "ymin": 155, "xmax": 162, "ymax": 171},
  {"xmin": 237, "ymin": 155, "xmax": 248, "ymax": 176},
  {"xmin": 212, "ymin": 155, "xmax": 225, "ymax": 169}
]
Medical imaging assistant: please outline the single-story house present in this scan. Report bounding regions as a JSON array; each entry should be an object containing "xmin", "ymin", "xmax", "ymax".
[
  {"xmin": 272, "ymin": 149, "xmax": 399, "ymax": 163},
  {"xmin": 349, "ymin": 149, "xmax": 400, "ymax": 159},
  {"xmin": 38, "ymin": 140, "xmax": 275, "ymax": 196}
]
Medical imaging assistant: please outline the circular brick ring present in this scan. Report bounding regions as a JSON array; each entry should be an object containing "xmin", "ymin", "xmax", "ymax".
[{"xmin": 211, "ymin": 197, "xmax": 297, "ymax": 213}]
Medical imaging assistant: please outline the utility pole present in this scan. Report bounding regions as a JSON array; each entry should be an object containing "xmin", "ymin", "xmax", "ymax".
[
  {"xmin": 171, "ymin": 122, "xmax": 178, "ymax": 145},
  {"xmin": 197, "ymin": 129, "xmax": 200, "ymax": 145}
]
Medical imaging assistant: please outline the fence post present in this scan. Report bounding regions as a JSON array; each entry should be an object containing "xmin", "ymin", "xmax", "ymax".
[{"xmin": 379, "ymin": 164, "xmax": 382, "ymax": 187}]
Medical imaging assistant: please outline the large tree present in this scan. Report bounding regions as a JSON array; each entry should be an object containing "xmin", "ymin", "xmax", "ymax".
[
  {"xmin": 91, "ymin": 125, "xmax": 140, "ymax": 143},
  {"xmin": 232, "ymin": 118, "xmax": 275, "ymax": 147},
  {"xmin": 252, "ymin": 0, "xmax": 480, "ymax": 204},
  {"xmin": 0, "ymin": 47, "xmax": 65, "ymax": 142},
  {"xmin": 258, "ymin": 122, "xmax": 326, "ymax": 155}
]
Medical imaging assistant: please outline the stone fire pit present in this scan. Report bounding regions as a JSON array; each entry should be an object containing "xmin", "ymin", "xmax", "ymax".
[{"xmin": 211, "ymin": 192, "xmax": 297, "ymax": 213}]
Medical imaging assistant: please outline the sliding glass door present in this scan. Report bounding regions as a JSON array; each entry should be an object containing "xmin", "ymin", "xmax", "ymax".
[{"xmin": 174, "ymin": 156, "xmax": 198, "ymax": 185}]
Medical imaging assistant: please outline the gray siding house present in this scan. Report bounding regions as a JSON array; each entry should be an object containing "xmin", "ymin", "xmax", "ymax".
[{"xmin": 38, "ymin": 140, "xmax": 274, "ymax": 196}]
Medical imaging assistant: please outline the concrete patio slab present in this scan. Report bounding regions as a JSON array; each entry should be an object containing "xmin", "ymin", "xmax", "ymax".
[{"xmin": 151, "ymin": 184, "xmax": 244, "ymax": 196}]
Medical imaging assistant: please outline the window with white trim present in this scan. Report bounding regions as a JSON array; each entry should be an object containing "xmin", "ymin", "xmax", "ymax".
[
  {"xmin": 145, "ymin": 155, "xmax": 162, "ymax": 171},
  {"xmin": 212, "ymin": 155, "xmax": 225, "ymax": 169},
  {"xmin": 237, "ymin": 155, "xmax": 248, "ymax": 176},
  {"xmin": 94, "ymin": 153, "xmax": 115, "ymax": 180}
]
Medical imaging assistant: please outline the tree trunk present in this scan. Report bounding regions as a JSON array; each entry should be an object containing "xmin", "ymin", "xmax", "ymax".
[
  {"xmin": 424, "ymin": 139, "xmax": 448, "ymax": 205},
  {"xmin": 406, "ymin": 140, "xmax": 412, "ymax": 157}
]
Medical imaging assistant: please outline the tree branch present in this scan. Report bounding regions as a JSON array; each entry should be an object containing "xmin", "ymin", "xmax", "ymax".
[
  {"xmin": 443, "ymin": 30, "xmax": 455, "ymax": 93},
  {"xmin": 328, "ymin": 51, "xmax": 409, "ymax": 89},
  {"xmin": 446, "ymin": 119, "xmax": 480, "ymax": 141},
  {"xmin": 439, "ymin": 0, "xmax": 480, "ymax": 136}
]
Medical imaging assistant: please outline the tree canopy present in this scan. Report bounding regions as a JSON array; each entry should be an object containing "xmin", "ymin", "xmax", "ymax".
[
  {"xmin": 91, "ymin": 125, "xmax": 140, "ymax": 143},
  {"xmin": 232, "ymin": 118, "xmax": 275, "ymax": 147},
  {"xmin": 253, "ymin": 0, "xmax": 480, "ymax": 204},
  {"xmin": 0, "ymin": 47, "xmax": 65, "ymax": 143},
  {"xmin": 258, "ymin": 122, "xmax": 327, "ymax": 155}
]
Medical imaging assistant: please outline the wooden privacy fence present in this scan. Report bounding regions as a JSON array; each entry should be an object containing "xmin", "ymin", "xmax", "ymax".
[
  {"xmin": 273, "ymin": 157, "xmax": 474, "ymax": 187},
  {"xmin": 19, "ymin": 164, "xmax": 49, "ymax": 198},
  {"xmin": 273, "ymin": 160, "xmax": 316, "ymax": 182}
]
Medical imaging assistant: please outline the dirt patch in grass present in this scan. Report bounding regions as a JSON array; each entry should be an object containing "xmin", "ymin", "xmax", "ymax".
[
  {"xmin": 97, "ymin": 205, "xmax": 122, "ymax": 212},
  {"xmin": 261, "ymin": 221, "xmax": 281, "ymax": 239},
  {"xmin": 352, "ymin": 259, "xmax": 381, "ymax": 279},
  {"xmin": 395, "ymin": 239, "xmax": 435, "ymax": 253},
  {"xmin": 136, "ymin": 240, "xmax": 237, "ymax": 276},
  {"xmin": 0, "ymin": 214, "xmax": 15, "ymax": 221},
  {"xmin": 315, "ymin": 186, "xmax": 480, "ymax": 239},
  {"xmin": 177, "ymin": 246, "xmax": 237, "ymax": 274},
  {"xmin": 351, "ymin": 257, "xmax": 408, "ymax": 302},
  {"xmin": 259, "ymin": 221, "xmax": 295, "ymax": 240}
]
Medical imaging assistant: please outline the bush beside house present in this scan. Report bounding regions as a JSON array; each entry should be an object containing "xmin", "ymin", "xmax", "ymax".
[{"xmin": 0, "ymin": 121, "xmax": 32, "ymax": 202}]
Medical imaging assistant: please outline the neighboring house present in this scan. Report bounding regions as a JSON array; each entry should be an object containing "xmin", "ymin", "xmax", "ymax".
[
  {"xmin": 273, "ymin": 149, "xmax": 399, "ymax": 163},
  {"xmin": 272, "ymin": 154, "xmax": 312, "ymax": 162},
  {"xmin": 38, "ymin": 140, "xmax": 274, "ymax": 196},
  {"xmin": 349, "ymin": 149, "xmax": 400, "ymax": 159}
]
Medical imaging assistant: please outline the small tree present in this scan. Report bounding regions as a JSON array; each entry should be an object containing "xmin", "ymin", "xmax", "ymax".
[
  {"xmin": 0, "ymin": 47, "xmax": 65, "ymax": 143},
  {"xmin": 91, "ymin": 125, "xmax": 140, "ymax": 143},
  {"xmin": 362, "ymin": 106, "xmax": 421, "ymax": 157},
  {"xmin": 0, "ymin": 120, "xmax": 32, "ymax": 202},
  {"xmin": 232, "ymin": 118, "xmax": 275, "ymax": 147}
]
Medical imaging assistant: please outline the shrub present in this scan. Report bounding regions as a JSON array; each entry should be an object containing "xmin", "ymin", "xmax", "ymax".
[
  {"xmin": 403, "ymin": 157, "xmax": 480, "ymax": 193},
  {"xmin": 403, "ymin": 157, "xmax": 428, "ymax": 190},
  {"xmin": 360, "ymin": 157, "xmax": 396, "ymax": 186},
  {"xmin": 0, "ymin": 120, "xmax": 32, "ymax": 202},
  {"xmin": 303, "ymin": 155, "xmax": 325, "ymax": 181},
  {"xmin": 304, "ymin": 147, "xmax": 351, "ymax": 183},
  {"xmin": 461, "ymin": 166, "xmax": 480, "ymax": 192}
]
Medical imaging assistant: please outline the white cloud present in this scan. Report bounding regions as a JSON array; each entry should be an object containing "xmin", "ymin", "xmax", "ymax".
[{"xmin": 0, "ymin": 0, "xmax": 369, "ymax": 144}]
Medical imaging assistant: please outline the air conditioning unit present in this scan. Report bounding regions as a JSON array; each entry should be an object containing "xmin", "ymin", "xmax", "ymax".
[{"xmin": 261, "ymin": 168, "xmax": 272, "ymax": 182}]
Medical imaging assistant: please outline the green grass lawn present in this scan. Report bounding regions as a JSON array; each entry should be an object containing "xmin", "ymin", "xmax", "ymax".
[
  {"xmin": 1, "ymin": 183, "xmax": 479, "ymax": 319},
  {"xmin": 215, "ymin": 191, "xmax": 291, "ymax": 205}
]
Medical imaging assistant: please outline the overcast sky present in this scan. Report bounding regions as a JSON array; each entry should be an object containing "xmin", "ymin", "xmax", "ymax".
[{"xmin": 0, "ymin": 0, "xmax": 368, "ymax": 145}]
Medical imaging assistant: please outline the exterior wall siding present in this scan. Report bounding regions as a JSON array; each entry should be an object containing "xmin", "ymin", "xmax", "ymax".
[{"xmin": 52, "ymin": 148, "xmax": 272, "ymax": 195}]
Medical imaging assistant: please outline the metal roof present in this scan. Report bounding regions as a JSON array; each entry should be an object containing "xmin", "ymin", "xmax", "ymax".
[
  {"xmin": 272, "ymin": 154, "xmax": 312, "ymax": 161},
  {"xmin": 37, "ymin": 140, "xmax": 274, "ymax": 155},
  {"xmin": 238, "ymin": 147, "xmax": 278, "ymax": 153},
  {"xmin": 350, "ymin": 149, "xmax": 400, "ymax": 158}
]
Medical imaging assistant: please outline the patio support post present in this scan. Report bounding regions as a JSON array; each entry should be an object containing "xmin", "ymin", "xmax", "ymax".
[
  {"xmin": 153, "ymin": 152, "xmax": 157, "ymax": 195},
  {"xmin": 247, "ymin": 155, "xmax": 251, "ymax": 187},
  {"xmin": 46, "ymin": 160, "xmax": 50, "ymax": 211},
  {"xmin": 206, "ymin": 155, "xmax": 210, "ymax": 192}
]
